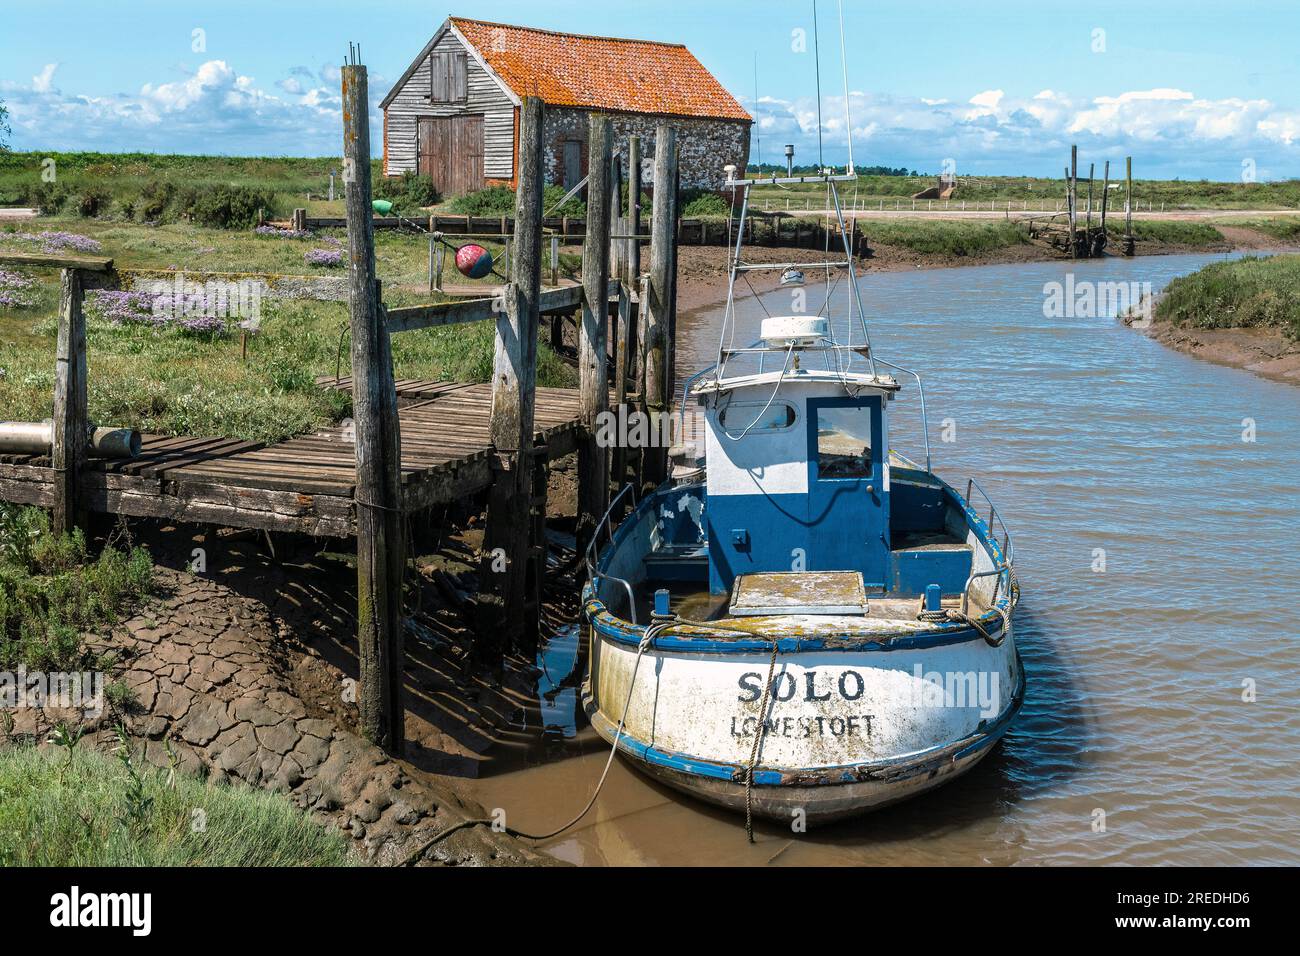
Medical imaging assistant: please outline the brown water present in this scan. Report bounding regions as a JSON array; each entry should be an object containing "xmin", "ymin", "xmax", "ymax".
[{"xmin": 466, "ymin": 253, "xmax": 1300, "ymax": 865}]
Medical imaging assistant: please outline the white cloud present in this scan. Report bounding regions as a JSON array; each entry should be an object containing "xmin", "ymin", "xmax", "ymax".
[
  {"xmin": 750, "ymin": 86, "xmax": 1300, "ymax": 178},
  {"xmin": 32, "ymin": 63, "xmax": 58, "ymax": 93},
  {"xmin": 0, "ymin": 59, "xmax": 389, "ymax": 156}
]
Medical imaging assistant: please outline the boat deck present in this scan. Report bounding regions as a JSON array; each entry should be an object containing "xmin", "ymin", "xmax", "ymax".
[{"xmin": 0, "ymin": 381, "xmax": 584, "ymax": 537}]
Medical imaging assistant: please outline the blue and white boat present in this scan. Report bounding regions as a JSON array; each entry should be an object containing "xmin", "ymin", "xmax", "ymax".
[{"xmin": 581, "ymin": 171, "xmax": 1023, "ymax": 826}]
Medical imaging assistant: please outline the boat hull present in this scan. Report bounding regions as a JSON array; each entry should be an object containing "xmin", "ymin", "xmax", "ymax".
[{"xmin": 580, "ymin": 624, "xmax": 1024, "ymax": 825}]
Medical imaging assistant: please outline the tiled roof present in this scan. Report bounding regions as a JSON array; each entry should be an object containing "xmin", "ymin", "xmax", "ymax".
[{"xmin": 449, "ymin": 17, "xmax": 751, "ymax": 122}]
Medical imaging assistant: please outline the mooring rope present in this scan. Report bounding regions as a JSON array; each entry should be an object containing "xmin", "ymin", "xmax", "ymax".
[
  {"xmin": 744, "ymin": 636, "xmax": 781, "ymax": 844},
  {"xmin": 400, "ymin": 614, "xmax": 675, "ymax": 864},
  {"xmin": 916, "ymin": 565, "xmax": 1019, "ymax": 647}
]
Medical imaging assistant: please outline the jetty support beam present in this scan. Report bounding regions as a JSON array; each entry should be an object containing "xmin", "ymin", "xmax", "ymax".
[
  {"xmin": 52, "ymin": 268, "xmax": 88, "ymax": 537},
  {"xmin": 642, "ymin": 125, "xmax": 679, "ymax": 489},
  {"xmin": 343, "ymin": 59, "xmax": 405, "ymax": 755},
  {"xmin": 577, "ymin": 113, "xmax": 614, "ymax": 552},
  {"xmin": 478, "ymin": 95, "xmax": 545, "ymax": 667}
]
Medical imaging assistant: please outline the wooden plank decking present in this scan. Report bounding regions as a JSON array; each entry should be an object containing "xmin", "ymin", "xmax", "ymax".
[{"xmin": 0, "ymin": 382, "xmax": 583, "ymax": 537}]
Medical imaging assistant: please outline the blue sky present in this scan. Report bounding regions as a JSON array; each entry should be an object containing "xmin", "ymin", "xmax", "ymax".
[{"xmin": 2, "ymin": 0, "xmax": 1297, "ymax": 180}]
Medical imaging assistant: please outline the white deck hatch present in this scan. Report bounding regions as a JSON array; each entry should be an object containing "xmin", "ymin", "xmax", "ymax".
[{"xmin": 728, "ymin": 571, "xmax": 869, "ymax": 617}]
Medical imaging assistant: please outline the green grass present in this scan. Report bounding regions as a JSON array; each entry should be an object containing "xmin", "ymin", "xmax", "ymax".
[
  {"xmin": 743, "ymin": 172, "xmax": 1300, "ymax": 210},
  {"xmin": 863, "ymin": 218, "xmax": 1032, "ymax": 257},
  {"xmin": 1212, "ymin": 216, "xmax": 1300, "ymax": 242},
  {"xmin": 0, "ymin": 218, "xmax": 576, "ymax": 444},
  {"xmin": 0, "ymin": 504, "xmax": 154, "ymax": 672},
  {"xmin": 1105, "ymin": 219, "xmax": 1226, "ymax": 246},
  {"xmin": 0, "ymin": 742, "xmax": 354, "ymax": 866},
  {"xmin": 1156, "ymin": 254, "xmax": 1300, "ymax": 338}
]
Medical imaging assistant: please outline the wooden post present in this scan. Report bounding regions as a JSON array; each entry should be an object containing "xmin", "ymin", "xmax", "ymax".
[
  {"xmin": 1086, "ymin": 162, "xmax": 1094, "ymax": 233},
  {"xmin": 626, "ymin": 134, "xmax": 644, "ymax": 390},
  {"xmin": 643, "ymin": 125, "xmax": 678, "ymax": 489},
  {"xmin": 342, "ymin": 61, "xmax": 404, "ymax": 756},
  {"xmin": 52, "ymin": 268, "xmax": 87, "ymax": 537},
  {"xmin": 577, "ymin": 114, "xmax": 613, "ymax": 552},
  {"xmin": 1068, "ymin": 146, "xmax": 1078, "ymax": 260},
  {"xmin": 1125, "ymin": 156, "xmax": 1134, "ymax": 255},
  {"xmin": 1100, "ymin": 160, "xmax": 1111, "ymax": 237},
  {"xmin": 550, "ymin": 234, "xmax": 560, "ymax": 286},
  {"xmin": 478, "ymin": 95, "xmax": 544, "ymax": 664}
]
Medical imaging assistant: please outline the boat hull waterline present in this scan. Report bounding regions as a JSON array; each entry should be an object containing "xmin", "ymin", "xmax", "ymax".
[{"xmin": 580, "ymin": 478, "xmax": 1022, "ymax": 826}]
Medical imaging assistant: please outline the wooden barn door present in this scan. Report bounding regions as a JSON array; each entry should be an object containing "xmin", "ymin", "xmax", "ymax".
[{"xmin": 417, "ymin": 116, "xmax": 484, "ymax": 197}]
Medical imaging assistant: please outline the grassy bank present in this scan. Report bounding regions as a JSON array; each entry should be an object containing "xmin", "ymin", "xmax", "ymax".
[
  {"xmin": 1156, "ymin": 254, "xmax": 1300, "ymax": 338},
  {"xmin": 0, "ymin": 741, "xmax": 353, "ymax": 866},
  {"xmin": 746, "ymin": 172, "xmax": 1300, "ymax": 210},
  {"xmin": 0, "ymin": 218, "xmax": 575, "ymax": 444},
  {"xmin": 864, "ymin": 219, "xmax": 1031, "ymax": 257},
  {"xmin": 0, "ymin": 503, "xmax": 153, "ymax": 673}
]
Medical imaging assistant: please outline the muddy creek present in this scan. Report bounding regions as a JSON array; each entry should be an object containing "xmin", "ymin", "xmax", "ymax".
[{"xmin": 462, "ymin": 253, "xmax": 1300, "ymax": 865}]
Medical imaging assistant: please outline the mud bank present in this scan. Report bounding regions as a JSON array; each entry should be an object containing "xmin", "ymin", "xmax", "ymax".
[
  {"xmin": 6, "ymin": 492, "xmax": 586, "ymax": 866},
  {"xmin": 673, "ymin": 233, "xmax": 1240, "ymax": 313},
  {"xmin": 1127, "ymin": 309, "xmax": 1300, "ymax": 385}
]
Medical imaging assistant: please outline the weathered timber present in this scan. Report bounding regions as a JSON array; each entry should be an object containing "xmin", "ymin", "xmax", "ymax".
[
  {"xmin": 52, "ymin": 268, "xmax": 88, "ymax": 535},
  {"xmin": 642, "ymin": 125, "xmax": 679, "ymax": 488},
  {"xmin": 385, "ymin": 283, "xmax": 594, "ymax": 334},
  {"xmin": 0, "ymin": 252, "xmax": 113, "ymax": 272},
  {"xmin": 478, "ymin": 95, "xmax": 545, "ymax": 665},
  {"xmin": 577, "ymin": 114, "xmax": 614, "ymax": 551},
  {"xmin": 343, "ymin": 61, "xmax": 405, "ymax": 755}
]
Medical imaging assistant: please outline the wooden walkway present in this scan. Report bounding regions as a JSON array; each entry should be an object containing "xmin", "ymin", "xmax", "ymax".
[{"xmin": 0, "ymin": 382, "xmax": 583, "ymax": 538}]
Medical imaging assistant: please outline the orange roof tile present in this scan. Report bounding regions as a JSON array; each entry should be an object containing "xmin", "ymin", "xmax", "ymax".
[{"xmin": 449, "ymin": 18, "xmax": 751, "ymax": 122}]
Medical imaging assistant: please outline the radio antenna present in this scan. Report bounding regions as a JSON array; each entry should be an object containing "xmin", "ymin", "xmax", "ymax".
[
  {"xmin": 812, "ymin": 0, "xmax": 824, "ymax": 169},
  {"xmin": 837, "ymin": 0, "xmax": 854, "ymax": 174}
]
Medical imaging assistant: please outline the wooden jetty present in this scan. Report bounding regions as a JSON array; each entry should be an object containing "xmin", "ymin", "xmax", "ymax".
[{"xmin": 0, "ymin": 53, "xmax": 677, "ymax": 756}]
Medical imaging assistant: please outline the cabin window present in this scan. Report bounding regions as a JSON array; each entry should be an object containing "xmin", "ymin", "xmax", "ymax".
[
  {"xmin": 815, "ymin": 405, "xmax": 873, "ymax": 479},
  {"xmin": 430, "ymin": 51, "xmax": 468, "ymax": 103},
  {"xmin": 719, "ymin": 402, "xmax": 797, "ymax": 434}
]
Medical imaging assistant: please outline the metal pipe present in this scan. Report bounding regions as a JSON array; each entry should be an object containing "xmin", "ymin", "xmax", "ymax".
[{"xmin": 0, "ymin": 421, "xmax": 141, "ymax": 459}]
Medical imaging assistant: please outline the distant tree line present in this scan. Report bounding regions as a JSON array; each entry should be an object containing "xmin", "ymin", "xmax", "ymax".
[{"xmin": 749, "ymin": 162, "xmax": 918, "ymax": 176}]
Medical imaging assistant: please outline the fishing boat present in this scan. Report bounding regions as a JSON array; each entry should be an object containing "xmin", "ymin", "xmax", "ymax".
[{"xmin": 579, "ymin": 169, "xmax": 1023, "ymax": 826}]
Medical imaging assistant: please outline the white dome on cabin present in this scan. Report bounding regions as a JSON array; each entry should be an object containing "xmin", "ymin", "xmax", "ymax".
[{"xmin": 760, "ymin": 316, "xmax": 829, "ymax": 349}]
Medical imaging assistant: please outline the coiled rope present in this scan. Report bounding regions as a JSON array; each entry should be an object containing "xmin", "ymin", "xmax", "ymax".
[{"xmin": 916, "ymin": 565, "xmax": 1019, "ymax": 647}]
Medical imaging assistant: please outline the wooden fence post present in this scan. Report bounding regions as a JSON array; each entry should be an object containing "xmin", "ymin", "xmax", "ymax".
[
  {"xmin": 478, "ymin": 95, "xmax": 544, "ymax": 665},
  {"xmin": 643, "ymin": 125, "xmax": 678, "ymax": 489},
  {"xmin": 577, "ymin": 114, "xmax": 613, "ymax": 552},
  {"xmin": 52, "ymin": 268, "xmax": 87, "ymax": 537},
  {"xmin": 342, "ymin": 60, "xmax": 405, "ymax": 756}
]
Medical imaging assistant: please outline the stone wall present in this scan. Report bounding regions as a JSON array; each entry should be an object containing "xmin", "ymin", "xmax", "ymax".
[{"xmin": 543, "ymin": 108, "xmax": 751, "ymax": 194}]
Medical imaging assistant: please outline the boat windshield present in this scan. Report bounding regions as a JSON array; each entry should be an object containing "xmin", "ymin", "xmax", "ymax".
[{"xmin": 816, "ymin": 405, "xmax": 873, "ymax": 479}]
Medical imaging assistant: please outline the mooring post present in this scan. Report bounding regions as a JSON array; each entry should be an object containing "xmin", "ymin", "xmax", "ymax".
[
  {"xmin": 1100, "ymin": 160, "xmax": 1111, "ymax": 238},
  {"xmin": 478, "ymin": 95, "xmax": 544, "ymax": 665},
  {"xmin": 626, "ymin": 134, "xmax": 644, "ymax": 394},
  {"xmin": 577, "ymin": 114, "xmax": 614, "ymax": 553},
  {"xmin": 342, "ymin": 59, "xmax": 405, "ymax": 755},
  {"xmin": 51, "ymin": 267, "xmax": 87, "ymax": 537},
  {"xmin": 1124, "ymin": 156, "xmax": 1134, "ymax": 255},
  {"xmin": 1069, "ymin": 145, "xmax": 1078, "ymax": 260},
  {"xmin": 643, "ymin": 125, "xmax": 678, "ymax": 489}
]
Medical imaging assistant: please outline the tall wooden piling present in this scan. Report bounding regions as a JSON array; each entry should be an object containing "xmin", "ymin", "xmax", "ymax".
[
  {"xmin": 1100, "ymin": 160, "xmax": 1111, "ymax": 235},
  {"xmin": 1124, "ymin": 156, "xmax": 1135, "ymax": 256},
  {"xmin": 577, "ymin": 114, "xmax": 614, "ymax": 551},
  {"xmin": 52, "ymin": 268, "xmax": 88, "ymax": 537},
  {"xmin": 478, "ymin": 96, "xmax": 545, "ymax": 664},
  {"xmin": 342, "ymin": 60, "xmax": 405, "ymax": 755},
  {"xmin": 1070, "ymin": 149, "xmax": 1079, "ymax": 257},
  {"xmin": 642, "ymin": 126, "xmax": 678, "ymax": 488},
  {"xmin": 612, "ymin": 136, "xmax": 643, "ymax": 497}
]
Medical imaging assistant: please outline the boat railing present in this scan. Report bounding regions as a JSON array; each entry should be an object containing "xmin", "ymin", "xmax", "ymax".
[
  {"xmin": 871, "ymin": 357, "xmax": 931, "ymax": 473},
  {"xmin": 965, "ymin": 476, "xmax": 1015, "ymax": 566},
  {"xmin": 584, "ymin": 483, "xmax": 640, "ymax": 625},
  {"xmin": 961, "ymin": 565, "xmax": 1013, "ymax": 616}
]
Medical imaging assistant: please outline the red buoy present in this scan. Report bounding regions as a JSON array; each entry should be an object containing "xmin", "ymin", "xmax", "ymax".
[{"xmin": 455, "ymin": 243, "xmax": 494, "ymax": 279}]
